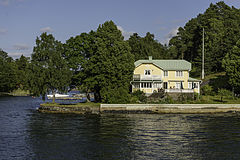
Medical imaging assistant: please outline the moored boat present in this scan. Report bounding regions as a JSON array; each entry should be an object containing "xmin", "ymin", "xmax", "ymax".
[{"xmin": 47, "ymin": 93, "xmax": 69, "ymax": 99}]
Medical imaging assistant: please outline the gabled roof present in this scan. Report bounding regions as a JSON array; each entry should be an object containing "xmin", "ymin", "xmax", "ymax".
[{"xmin": 135, "ymin": 59, "xmax": 191, "ymax": 71}]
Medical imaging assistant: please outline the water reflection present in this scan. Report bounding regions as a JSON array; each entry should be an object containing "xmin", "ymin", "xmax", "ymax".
[
  {"xmin": 27, "ymin": 113, "xmax": 240, "ymax": 160},
  {"xmin": 1, "ymin": 96, "xmax": 240, "ymax": 159}
]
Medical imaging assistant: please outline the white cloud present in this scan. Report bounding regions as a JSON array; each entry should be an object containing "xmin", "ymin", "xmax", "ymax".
[
  {"xmin": 8, "ymin": 52, "xmax": 31, "ymax": 59},
  {"xmin": 117, "ymin": 26, "xmax": 134, "ymax": 40},
  {"xmin": 13, "ymin": 43, "xmax": 30, "ymax": 50},
  {"xmin": 40, "ymin": 27, "xmax": 53, "ymax": 33},
  {"xmin": 164, "ymin": 27, "xmax": 179, "ymax": 45},
  {"xmin": 8, "ymin": 52, "xmax": 24, "ymax": 58},
  {"xmin": 0, "ymin": 28, "xmax": 7, "ymax": 34}
]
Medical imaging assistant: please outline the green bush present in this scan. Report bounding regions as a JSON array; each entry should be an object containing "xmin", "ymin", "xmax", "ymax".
[
  {"xmin": 201, "ymin": 85, "xmax": 214, "ymax": 95},
  {"xmin": 218, "ymin": 88, "xmax": 232, "ymax": 102},
  {"xmin": 131, "ymin": 90, "xmax": 147, "ymax": 103},
  {"xmin": 162, "ymin": 94, "xmax": 174, "ymax": 104},
  {"xmin": 101, "ymin": 86, "xmax": 131, "ymax": 104}
]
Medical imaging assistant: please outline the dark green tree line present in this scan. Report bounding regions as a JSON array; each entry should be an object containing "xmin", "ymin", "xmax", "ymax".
[
  {"xmin": 128, "ymin": 32, "xmax": 168, "ymax": 61},
  {"xmin": 222, "ymin": 40, "xmax": 240, "ymax": 94},
  {"xmin": 15, "ymin": 55, "xmax": 30, "ymax": 90},
  {"xmin": 0, "ymin": 49, "xmax": 16, "ymax": 92},
  {"xmin": 169, "ymin": 1, "xmax": 240, "ymax": 76}
]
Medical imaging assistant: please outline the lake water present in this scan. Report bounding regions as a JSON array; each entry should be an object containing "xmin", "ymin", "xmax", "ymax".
[{"xmin": 1, "ymin": 96, "xmax": 240, "ymax": 160}]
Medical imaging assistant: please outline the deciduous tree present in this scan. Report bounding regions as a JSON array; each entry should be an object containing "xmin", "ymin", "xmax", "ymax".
[
  {"xmin": 222, "ymin": 40, "xmax": 240, "ymax": 95},
  {"xmin": 29, "ymin": 33, "xmax": 72, "ymax": 102}
]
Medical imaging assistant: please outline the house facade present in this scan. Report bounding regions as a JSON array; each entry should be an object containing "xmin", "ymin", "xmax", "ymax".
[{"xmin": 131, "ymin": 56, "xmax": 201, "ymax": 94}]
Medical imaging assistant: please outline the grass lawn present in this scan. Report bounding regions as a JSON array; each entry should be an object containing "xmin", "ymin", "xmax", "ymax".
[
  {"xmin": 189, "ymin": 95, "xmax": 240, "ymax": 104},
  {"xmin": 9, "ymin": 88, "xmax": 30, "ymax": 96}
]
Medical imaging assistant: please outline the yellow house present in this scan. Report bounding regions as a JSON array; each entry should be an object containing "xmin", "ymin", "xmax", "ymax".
[{"xmin": 131, "ymin": 56, "xmax": 201, "ymax": 95}]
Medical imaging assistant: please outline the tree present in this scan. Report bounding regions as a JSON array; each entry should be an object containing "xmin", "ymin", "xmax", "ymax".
[
  {"xmin": 128, "ymin": 32, "xmax": 167, "ymax": 61},
  {"xmin": 218, "ymin": 88, "xmax": 232, "ymax": 102},
  {"xmin": 169, "ymin": 2, "xmax": 240, "ymax": 76},
  {"xmin": 88, "ymin": 21, "xmax": 135, "ymax": 103},
  {"xmin": 15, "ymin": 55, "xmax": 30, "ymax": 90},
  {"xmin": 222, "ymin": 40, "xmax": 240, "ymax": 95},
  {"xmin": 29, "ymin": 33, "xmax": 72, "ymax": 102},
  {"xmin": 0, "ymin": 49, "xmax": 16, "ymax": 92},
  {"xmin": 64, "ymin": 31, "xmax": 96, "ymax": 101},
  {"xmin": 64, "ymin": 21, "xmax": 135, "ymax": 103}
]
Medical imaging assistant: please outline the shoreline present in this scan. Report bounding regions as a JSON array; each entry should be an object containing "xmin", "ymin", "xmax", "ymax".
[
  {"xmin": 100, "ymin": 104, "xmax": 240, "ymax": 114},
  {"xmin": 38, "ymin": 103, "xmax": 240, "ymax": 114}
]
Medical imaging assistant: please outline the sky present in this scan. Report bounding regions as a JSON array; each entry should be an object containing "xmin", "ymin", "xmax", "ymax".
[{"xmin": 0, "ymin": 0, "xmax": 240, "ymax": 59}]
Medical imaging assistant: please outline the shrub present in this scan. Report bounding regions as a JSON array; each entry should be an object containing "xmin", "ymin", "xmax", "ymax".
[
  {"xmin": 162, "ymin": 94, "xmax": 174, "ymax": 104},
  {"xmin": 201, "ymin": 85, "xmax": 214, "ymax": 95},
  {"xmin": 218, "ymin": 88, "xmax": 232, "ymax": 102},
  {"xmin": 131, "ymin": 90, "xmax": 147, "ymax": 103},
  {"xmin": 101, "ymin": 86, "xmax": 131, "ymax": 104}
]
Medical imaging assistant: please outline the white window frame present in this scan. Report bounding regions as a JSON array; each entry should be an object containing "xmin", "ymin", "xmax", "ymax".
[
  {"xmin": 194, "ymin": 82, "xmax": 199, "ymax": 89},
  {"xmin": 163, "ymin": 82, "xmax": 168, "ymax": 89},
  {"xmin": 176, "ymin": 71, "xmax": 183, "ymax": 77},
  {"xmin": 141, "ymin": 82, "xmax": 152, "ymax": 88},
  {"xmin": 164, "ymin": 70, "xmax": 168, "ymax": 77},
  {"xmin": 144, "ymin": 69, "xmax": 151, "ymax": 76},
  {"xmin": 176, "ymin": 82, "xmax": 181, "ymax": 89},
  {"xmin": 188, "ymin": 82, "xmax": 193, "ymax": 89}
]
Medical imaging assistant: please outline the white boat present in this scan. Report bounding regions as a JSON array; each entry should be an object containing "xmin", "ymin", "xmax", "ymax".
[{"xmin": 47, "ymin": 93, "xmax": 69, "ymax": 98}]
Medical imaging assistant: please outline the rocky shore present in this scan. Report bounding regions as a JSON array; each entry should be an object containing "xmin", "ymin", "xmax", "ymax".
[{"xmin": 38, "ymin": 103, "xmax": 240, "ymax": 114}]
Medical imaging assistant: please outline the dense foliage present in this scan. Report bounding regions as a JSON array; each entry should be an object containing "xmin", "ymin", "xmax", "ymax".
[
  {"xmin": 169, "ymin": 1, "xmax": 240, "ymax": 77},
  {"xmin": 1, "ymin": 1, "xmax": 240, "ymax": 99},
  {"xmin": 28, "ymin": 33, "xmax": 72, "ymax": 102},
  {"xmin": 0, "ymin": 49, "xmax": 16, "ymax": 92},
  {"xmin": 128, "ymin": 32, "xmax": 168, "ymax": 61},
  {"xmin": 222, "ymin": 40, "xmax": 240, "ymax": 94},
  {"xmin": 65, "ymin": 21, "xmax": 135, "ymax": 103}
]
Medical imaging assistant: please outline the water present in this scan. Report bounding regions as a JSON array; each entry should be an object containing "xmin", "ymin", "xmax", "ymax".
[{"xmin": 1, "ymin": 96, "xmax": 240, "ymax": 160}]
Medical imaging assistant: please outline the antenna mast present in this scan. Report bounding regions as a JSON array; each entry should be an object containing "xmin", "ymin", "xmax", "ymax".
[{"xmin": 202, "ymin": 28, "xmax": 205, "ymax": 80}]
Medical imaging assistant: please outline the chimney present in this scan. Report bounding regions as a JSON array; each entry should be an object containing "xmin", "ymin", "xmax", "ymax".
[{"xmin": 149, "ymin": 56, "xmax": 152, "ymax": 60}]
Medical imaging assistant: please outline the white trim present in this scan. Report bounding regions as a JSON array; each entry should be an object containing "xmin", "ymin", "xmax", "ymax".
[
  {"xmin": 144, "ymin": 69, "xmax": 151, "ymax": 76},
  {"xmin": 188, "ymin": 82, "xmax": 193, "ymax": 89},
  {"xmin": 163, "ymin": 70, "xmax": 168, "ymax": 77},
  {"xmin": 175, "ymin": 71, "xmax": 183, "ymax": 77}
]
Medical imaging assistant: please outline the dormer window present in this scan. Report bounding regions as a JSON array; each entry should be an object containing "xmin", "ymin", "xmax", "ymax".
[{"xmin": 144, "ymin": 70, "xmax": 151, "ymax": 75}]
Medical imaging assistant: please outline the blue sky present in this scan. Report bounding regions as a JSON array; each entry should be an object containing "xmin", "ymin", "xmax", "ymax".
[{"xmin": 0, "ymin": 0, "xmax": 240, "ymax": 59}]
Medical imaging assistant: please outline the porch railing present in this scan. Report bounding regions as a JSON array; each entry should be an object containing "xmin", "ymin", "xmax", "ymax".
[
  {"xmin": 165, "ymin": 89, "xmax": 194, "ymax": 93},
  {"xmin": 133, "ymin": 74, "xmax": 162, "ymax": 81}
]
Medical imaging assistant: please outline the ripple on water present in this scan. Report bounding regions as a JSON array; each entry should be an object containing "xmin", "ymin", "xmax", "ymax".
[{"xmin": 1, "ymin": 97, "xmax": 240, "ymax": 159}]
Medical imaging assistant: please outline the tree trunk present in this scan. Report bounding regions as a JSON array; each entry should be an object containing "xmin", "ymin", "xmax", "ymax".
[
  {"xmin": 94, "ymin": 91, "xmax": 101, "ymax": 102},
  {"xmin": 232, "ymin": 86, "xmax": 235, "ymax": 97},
  {"xmin": 52, "ymin": 90, "xmax": 56, "ymax": 103},
  {"xmin": 86, "ymin": 92, "xmax": 90, "ymax": 102}
]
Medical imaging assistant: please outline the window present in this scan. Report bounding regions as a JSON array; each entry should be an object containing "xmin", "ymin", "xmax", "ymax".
[
  {"xmin": 153, "ymin": 82, "xmax": 161, "ymax": 88},
  {"xmin": 164, "ymin": 71, "xmax": 168, "ymax": 77},
  {"xmin": 188, "ymin": 82, "xmax": 193, "ymax": 89},
  {"xmin": 176, "ymin": 82, "xmax": 181, "ymax": 89},
  {"xmin": 141, "ymin": 82, "xmax": 152, "ymax": 88},
  {"xmin": 194, "ymin": 82, "xmax": 198, "ymax": 89},
  {"xmin": 133, "ymin": 83, "xmax": 140, "ymax": 88},
  {"xmin": 176, "ymin": 71, "xmax": 183, "ymax": 77},
  {"xmin": 163, "ymin": 82, "xmax": 168, "ymax": 89},
  {"xmin": 144, "ymin": 70, "xmax": 151, "ymax": 75}
]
